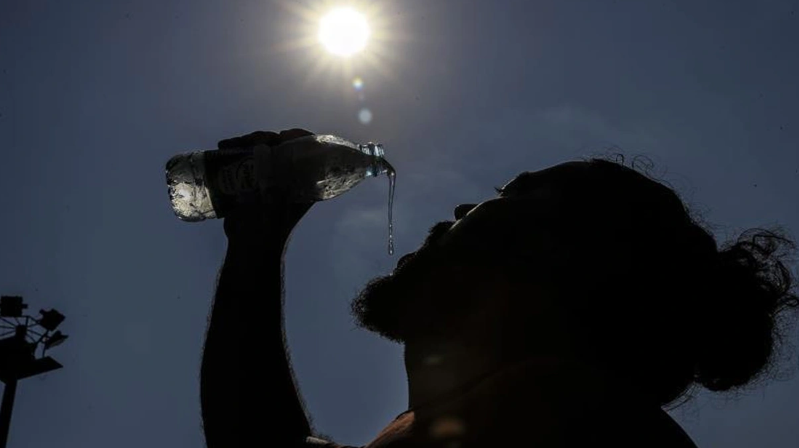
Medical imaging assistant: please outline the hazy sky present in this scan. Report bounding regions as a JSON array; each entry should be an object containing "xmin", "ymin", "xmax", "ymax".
[{"xmin": 1, "ymin": 0, "xmax": 798, "ymax": 447}]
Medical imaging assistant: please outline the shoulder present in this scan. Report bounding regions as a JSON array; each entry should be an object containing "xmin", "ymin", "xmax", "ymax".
[
  {"xmin": 298, "ymin": 436, "xmax": 362, "ymax": 448},
  {"xmin": 293, "ymin": 411, "xmax": 414, "ymax": 448}
]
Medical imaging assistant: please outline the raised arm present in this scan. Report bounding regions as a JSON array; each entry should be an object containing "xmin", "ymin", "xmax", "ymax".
[{"xmin": 199, "ymin": 129, "xmax": 319, "ymax": 448}]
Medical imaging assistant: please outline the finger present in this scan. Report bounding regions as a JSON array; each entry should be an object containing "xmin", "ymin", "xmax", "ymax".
[
  {"xmin": 278, "ymin": 128, "xmax": 315, "ymax": 143},
  {"xmin": 218, "ymin": 131, "xmax": 280, "ymax": 149}
]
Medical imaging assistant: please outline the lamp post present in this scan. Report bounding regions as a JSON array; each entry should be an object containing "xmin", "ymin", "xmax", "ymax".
[{"xmin": 0, "ymin": 296, "xmax": 68, "ymax": 448}]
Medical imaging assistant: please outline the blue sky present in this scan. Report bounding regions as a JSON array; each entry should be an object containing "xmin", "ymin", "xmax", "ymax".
[{"xmin": 1, "ymin": 0, "xmax": 798, "ymax": 447}]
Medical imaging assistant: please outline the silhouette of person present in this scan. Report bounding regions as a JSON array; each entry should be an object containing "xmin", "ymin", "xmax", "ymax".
[{"xmin": 199, "ymin": 129, "xmax": 798, "ymax": 448}]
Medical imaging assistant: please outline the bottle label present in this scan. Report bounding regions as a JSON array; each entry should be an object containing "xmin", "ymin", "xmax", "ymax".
[
  {"xmin": 216, "ymin": 157, "xmax": 257, "ymax": 195},
  {"xmin": 201, "ymin": 148, "xmax": 258, "ymax": 218}
]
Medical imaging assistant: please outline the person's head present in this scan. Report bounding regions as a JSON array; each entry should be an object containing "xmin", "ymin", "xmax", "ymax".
[{"xmin": 351, "ymin": 157, "xmax": 799, "ymax": 407}]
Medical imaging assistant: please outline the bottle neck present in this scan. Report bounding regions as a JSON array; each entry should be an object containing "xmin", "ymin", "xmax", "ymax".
[{"xmin": 366, "ymin": 157, "xmax": 386, "ymax": 177}]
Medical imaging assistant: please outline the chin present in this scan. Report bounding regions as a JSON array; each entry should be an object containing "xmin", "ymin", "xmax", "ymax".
[
  {"xmin": 351, "ymin": 251, "xmax": 475, "ymax": 344},
  {"xmin": 350, "ymin": 272, "xmax": 411, "ymax": 343},
  {"xmin": 350, "ymin": 252, "xmax": 435, "ymax": 341}
]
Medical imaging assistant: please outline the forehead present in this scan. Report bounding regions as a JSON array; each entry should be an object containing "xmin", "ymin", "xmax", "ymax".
[{"xmin": 499, "ymin": 161, "xmax": 592, "ymax": 194}]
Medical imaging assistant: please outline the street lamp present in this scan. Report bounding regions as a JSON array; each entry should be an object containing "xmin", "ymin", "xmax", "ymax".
[{"xmin": 0, "ymin": 296, "xmax": 68, "ymax": 448}]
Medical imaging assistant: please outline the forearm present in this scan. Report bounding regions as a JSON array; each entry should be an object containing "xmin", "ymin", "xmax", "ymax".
[{"xmin": 200, "ymin": 233, "xmax": 312, "ymax": 447}]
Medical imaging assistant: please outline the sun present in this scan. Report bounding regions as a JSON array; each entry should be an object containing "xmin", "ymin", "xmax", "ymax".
[
  {"xmin": 318, "ymin": 7, "xmax": 370, "ymax": 57},
  {"xmin": 270, "ymin": 0, "xmax": 413, "ymax": 92}
]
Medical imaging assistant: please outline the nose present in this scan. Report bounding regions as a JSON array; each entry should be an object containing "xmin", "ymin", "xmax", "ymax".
[{"xmin": 454, "ymin": 203, "xmax": 477, "ymax": 220}]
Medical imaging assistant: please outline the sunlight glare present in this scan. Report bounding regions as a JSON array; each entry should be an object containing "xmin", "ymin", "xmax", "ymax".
[{"xmin": 318, "ymin": 7, "xmax": 370, "ymax": 56}]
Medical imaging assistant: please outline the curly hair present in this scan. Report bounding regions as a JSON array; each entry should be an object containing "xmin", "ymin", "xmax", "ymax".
[
  {"xmin": 547, "ymin": 155, "xmax": 799, "ymax": 408},
  {"xmin": 694, "ymin": 228, "xmax": 799, "ymax": 391}
]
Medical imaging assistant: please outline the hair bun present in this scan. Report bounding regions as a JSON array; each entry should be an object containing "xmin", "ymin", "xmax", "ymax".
[{"xmin": 693, "ymin": 229, "xmax": 798, "ymax": 392}]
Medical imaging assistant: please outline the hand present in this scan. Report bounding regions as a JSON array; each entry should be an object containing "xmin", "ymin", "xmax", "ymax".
[
  {"xmin": 219, "ymin": 129, "xmax": 316, "ymax": 241},
  {"xmin": 217, "ymin": 128, "xmax": 314, "ymax": 151}
]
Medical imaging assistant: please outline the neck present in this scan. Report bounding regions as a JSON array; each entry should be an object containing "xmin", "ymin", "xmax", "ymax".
[
  {"xmin": 404, "ymin": 339, "xmax": 504, "ymax": 410},
  {"xmin": 405, "ymin": 340, "xmax": 659, "ymax": 413}
]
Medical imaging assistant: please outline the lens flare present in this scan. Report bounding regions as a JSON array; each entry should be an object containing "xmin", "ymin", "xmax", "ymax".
[
  {"xmin": 353, "ymin": 77, "xmax": 364, "ymax": 90},
  {"xmin": 359, "ymin": 108, "xmax": 373, "ymax": 124}
]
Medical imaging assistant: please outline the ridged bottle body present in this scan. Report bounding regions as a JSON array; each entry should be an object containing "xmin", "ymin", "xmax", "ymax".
[{"xmin": 165, "ymin": 135, "xmax": 387, "ymax": 222}]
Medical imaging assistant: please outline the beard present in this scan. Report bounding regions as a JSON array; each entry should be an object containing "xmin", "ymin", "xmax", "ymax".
[{"xmin": 350, "ymin": 221, "xmax": 481, "ymax": 343}]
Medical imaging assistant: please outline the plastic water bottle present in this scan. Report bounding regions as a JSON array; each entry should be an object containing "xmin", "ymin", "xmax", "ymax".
[{"xmin": 165, "ymin": 134, "xmax": 397, "ymax": 253}]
